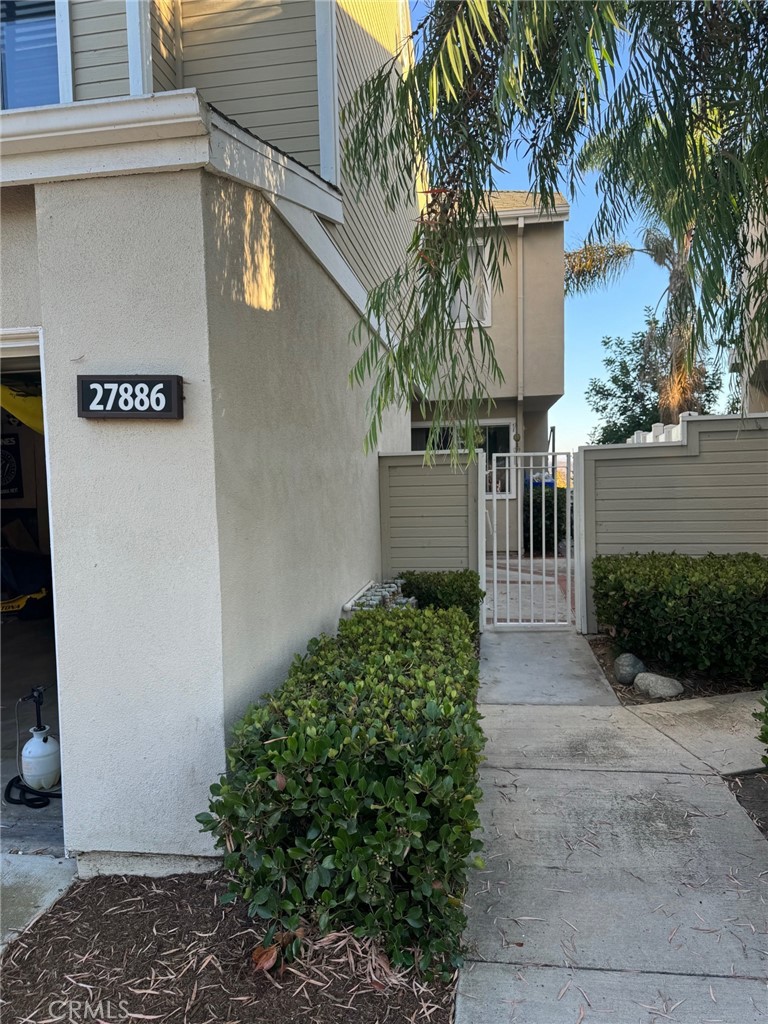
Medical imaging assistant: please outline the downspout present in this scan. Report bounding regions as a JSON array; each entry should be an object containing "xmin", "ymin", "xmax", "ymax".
[{"xmin": 516, "ymin": 216, "xmax": 525, "ymax": 451}]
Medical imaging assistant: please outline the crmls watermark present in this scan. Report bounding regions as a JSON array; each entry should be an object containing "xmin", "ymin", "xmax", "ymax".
[{"xmin": 47, "ymin": 1000, "xmax": 130, "ymax": 1022}]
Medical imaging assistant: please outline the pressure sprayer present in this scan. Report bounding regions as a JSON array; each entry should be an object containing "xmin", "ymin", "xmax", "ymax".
[{"xmin": 4, "ymin": 685, "xmax": 62, "ymax": 809}]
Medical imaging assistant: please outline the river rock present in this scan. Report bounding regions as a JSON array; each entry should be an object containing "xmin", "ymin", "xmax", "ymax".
[
  {"xmin": 633, "ymin": 672, "xmax": 684, "ymax": 699},
  {"xmin": 613, "ymin": 653, "xmax": 646, "ymax": 685}
]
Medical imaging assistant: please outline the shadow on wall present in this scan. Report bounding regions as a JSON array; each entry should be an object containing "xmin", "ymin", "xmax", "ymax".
[{"xmin": 207, "ymin": 178, "xmax": 279, "ymax": 314}]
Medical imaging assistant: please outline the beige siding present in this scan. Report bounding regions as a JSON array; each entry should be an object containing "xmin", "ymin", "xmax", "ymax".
[
  {"xmin": 71, "ymin": 0, "xmax": 130, "ymax": 101},
  {"xmin": 152, "ymin": 0, "xmax": 181, "ymax": 91},
  {"xmin": 332, "ymin": 0, "xmax": 416, "ymax": 295},
  {"xmin": 582, "ymin": 416, "xmax": 768, "ymax": 631},
  {"xmin": 180, "ymin": 0, "xmax": 320, "ymax": 169},
  {"xmin": 380, "ymin": 455, "xmax": 478, "ymax": 576}
]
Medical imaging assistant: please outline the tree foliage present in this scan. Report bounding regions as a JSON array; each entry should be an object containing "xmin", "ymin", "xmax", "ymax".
[
  {"xmin": 586, "ymin": 314, "xmax": 723, "ymax": 444},
  {"xmin": 567, "ymin": 226, "xmax": 705, "ymax": 421},
  {"xmin": 343, "ymin": 1, "xmax": 768, "ymax": 450}
]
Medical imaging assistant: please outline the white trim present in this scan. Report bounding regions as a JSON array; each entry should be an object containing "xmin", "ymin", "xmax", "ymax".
[
  {"xmin": 268, "ymin": 195, "xmax": 367, "ymax": 315},
  {"xmin": 315, "ymin": 0, "xmax": 339, "ymax": 185},
  {"xmin": 477, "ymin": 447, "xmax": 486, "ymax": 633},
  {"xmin": 0, "ymin": 91, "xmax": 344, "ymax": 223},
  {"xmin": 1, "ymin": 327, "xmax": 42, "ymax": 360},
  {"xmin": 34, "ymin": 328, "xmax": 67, "ymax": 844},
  {"xmin": 209, "ymin": 111, "xmax": 342, "ymax": 224},
  {"xmin": 172, "ymin": 0, "xmax": 184, "ymax": 89},
  {"xmin": 55, "ymin": 0, "xmax": 74, "ymax": 104},
  {"xmin": 574, "ymin": 448, "xmax": 588, "ymax": 634},
  {"xmin": 126, "ymin": 0, "xmax": 153, "ymax": 96},
  {"xmin": 494, "ymin": 203, "xmax": 570, "ymax": 226},
  {"xmin": 0, "ymin": 89, "xmax": 209, "ymax": 155}
]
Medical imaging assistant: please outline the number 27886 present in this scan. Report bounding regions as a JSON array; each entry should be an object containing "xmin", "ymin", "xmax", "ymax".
[{"xmin": 88, "ymin": 381, "xmax": 167, "ymax": 412}]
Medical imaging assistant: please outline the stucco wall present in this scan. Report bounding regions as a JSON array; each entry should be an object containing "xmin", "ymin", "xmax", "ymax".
[
  {"xmin": 522, "ymin": 221, "xmax": 565, "ymax": 400},
  {"xmin": 202, "ymin": 175, "xmax": 409, "ymax": 727},
  {"xmin": 747, "ymin": 383, "xmax": 768, "ymax": 413},
  {"xmin": 0, "ymin": 187, "xmax": 41, "ymax": 326},
  {"xmin": 35, "ymin": 171, "xmax": 225, "ymax": 859},
  {"xmin": 472, "ymin": 220, "xmax": 565, "ymax": 404},
  {"xmin": 7, "ymin": 164, "xmax": 409, "ymax": 864}
]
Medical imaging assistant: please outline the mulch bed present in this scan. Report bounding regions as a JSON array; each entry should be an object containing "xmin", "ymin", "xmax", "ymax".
[
  {"xmin": 1, "ymin": 873, "xmax": 455, "ymax": 1024},
  {"xmin": 587, "ymin": 634, "xmax": 760, "ymax": 706},
  {"xmin": 729, "ymin": 771, "xmax": 768, "ymax": 840}
]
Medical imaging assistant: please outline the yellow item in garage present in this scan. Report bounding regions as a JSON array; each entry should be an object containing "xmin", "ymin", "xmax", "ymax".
[
  {"xmin": 0, "ymin": 385, "xmax": 44, "ymax": 434},
  {"xmin": 0, "ymin": 588, "xmax": 48, "ymax": 614}
]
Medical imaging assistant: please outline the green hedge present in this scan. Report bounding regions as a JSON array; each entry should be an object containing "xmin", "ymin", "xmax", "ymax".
[
  {"xmin": 592, "ymin": 552, "xmax": 768, "ymax": 679},
  {"xmin": 197, "ymin": 607, "xmax": 485, "ymax": 974},
  {"xmin": 522, "ymin": 485, "xmax": 572, "ymax": 556},
  {"xmin": 399, "ymin": 569, "xmax": 484, "ymax": 626},
  {"xmin": 757, "ymin": 689, "xmax": 768, "ymax": 768}
]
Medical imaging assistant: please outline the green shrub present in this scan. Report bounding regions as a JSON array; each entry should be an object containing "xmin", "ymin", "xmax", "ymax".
[
  {"xmin": 197, "ymin": 607, "xmax": 485, "ymax": 975},
  {"xmin": 399, "ymin": 569, "xmax": 484, "ymax": 626},
  {"xmin": 592, "ymin": 552, "xmax": 768, "ymax": 679},
  {"xmin": 521, "ymin": 485, "xmax": 572, "ymax": 556}
]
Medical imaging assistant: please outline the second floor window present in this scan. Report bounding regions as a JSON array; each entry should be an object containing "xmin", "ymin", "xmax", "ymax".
[
  {"xmin": 1, "ymin": 1, "xmax": 59, "ymax": 110},
  {"xmin": 450, "ymin": 245, "xmax": 492, "ymax": 328}
]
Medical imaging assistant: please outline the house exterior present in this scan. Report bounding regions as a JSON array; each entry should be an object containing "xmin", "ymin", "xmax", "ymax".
[
  {"xmin": 0, "ymin": 0, "xmax": 416, "ymax": 875},
  {"xmin": 410, "ymin": 190, "xmax": 569, "ymax": 549}
]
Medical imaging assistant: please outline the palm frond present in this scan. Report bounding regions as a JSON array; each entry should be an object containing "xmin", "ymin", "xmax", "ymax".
[{"xmin": 564, "ymin": 241, "xmax": 636, "ymax": 295}]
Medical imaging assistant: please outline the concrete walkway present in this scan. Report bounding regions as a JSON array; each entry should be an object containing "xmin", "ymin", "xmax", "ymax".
[
  {"xmin": 0, "ymin": 853, "xmax": 76, "ymax": 952},
  {"xmin": 457, "ymin": 630, "xmax": 768, "ymax": 1024}
]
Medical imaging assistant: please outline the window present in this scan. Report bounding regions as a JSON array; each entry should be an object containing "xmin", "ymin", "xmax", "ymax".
[
  {"xmin": 479, "ymin": 423, "xmax": 511, "ymax": 494},
  {"xmin": 410, "ymin": 420, "xmax": 514, "ymax": 494},
  {"xmin": 451, "ymin": 245, "xmax": 492, "ymax": 328},
  {"xmin": 410, "ymin": 425, "xmax": 453, "ymax": 452},
  {"xmin": 1, "ymin": 1, "xmax": 59, "ymax": 110}
]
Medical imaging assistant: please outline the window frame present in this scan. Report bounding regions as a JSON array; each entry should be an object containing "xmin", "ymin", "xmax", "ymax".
[
  {"xmin": 451, "ymin": 242, "xmax": 493, "ymax": 329},
  {"xmin": 410, "ymin": 417, "xmax": 516, "ymax": 496},
  {"xmin": 0, "ymin": 0, "xmax": 68, "ymax": 110}
]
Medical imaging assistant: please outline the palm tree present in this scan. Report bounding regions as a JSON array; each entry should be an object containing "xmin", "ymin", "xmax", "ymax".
[
  {"xmin": 566, "ymin": 226, "xmax": 706, "ymax": 422},
  {"xmin": 566, "ymin": 115, "xmax": 721, "ymax": 423}
]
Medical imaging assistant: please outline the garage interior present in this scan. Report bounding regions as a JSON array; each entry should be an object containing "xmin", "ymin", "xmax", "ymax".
[{"xmin": 1, "ymin": 361, "xmax": 63, "ymax": 856}]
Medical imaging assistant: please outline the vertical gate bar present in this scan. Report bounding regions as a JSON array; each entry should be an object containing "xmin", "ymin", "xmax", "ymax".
[
  {"xmin": 554, "ymin": 455, "xmax": 559, "ymax": 622},
  {"xmin": 529, "ymin": 455, "xmax": 534, "ymax": 623},
  {"xmin": 566, "ymin": 453, "xmax": 573, "ymax": 624},
  {"xmin": 541, "ymin": 454, "xmax": 547, "ymax": 623},
  {"xmin": 505, "ymin": 456, "xmax": 510, "ymax": 624},
  {"xmin": 520, "ymin": 456, "xmax": 528, "ymax": 622},
  {"xmin": 478, "ymin": 448, "xmax": 486, "ymax": 631},
  {"xmin": 495, "ymin": 454, "xmax": 501, "ymax": 626}
]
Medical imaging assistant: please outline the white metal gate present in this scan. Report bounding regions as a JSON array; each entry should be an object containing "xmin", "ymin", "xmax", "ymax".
[{"xmin": 482, "ymin": 452, "xmax": 577, "ymax": 629}]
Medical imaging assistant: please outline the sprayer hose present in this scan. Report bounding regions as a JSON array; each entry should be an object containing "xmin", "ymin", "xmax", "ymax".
[{"xmin": 4, "ymin": 774, "xmax": 62, "ymax": 809}]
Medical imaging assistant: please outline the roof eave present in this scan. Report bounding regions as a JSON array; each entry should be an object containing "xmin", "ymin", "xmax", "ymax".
[{"xmin": 495, "ymin": 203, "xmax": 570, "ymax": 225}]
